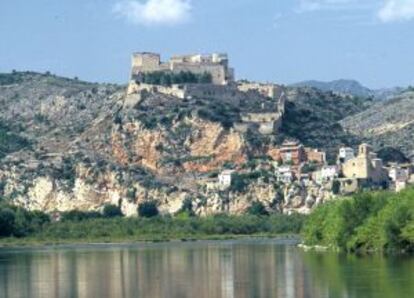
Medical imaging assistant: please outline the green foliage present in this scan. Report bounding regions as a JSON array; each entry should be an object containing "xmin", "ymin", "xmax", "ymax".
[
  {"xmin": 301, "ymin": 162, "xmax": 318, "ymax": 174},
  {"xmin": 245, "ymin": 128, "xmax": 263, "ymax": 150},
  {"xmin": 103, "ymin": 204, "xmax": 123, "ymax": 218},
  {"xmin": 177, "ymin": 197, "xmax": 195, "ymax": 217},
  {"xmin": 61, "ymin": 210, "xmax": 102, "ymax": 222},
  {"xmin": 0, "ymin": 72, "xmax": 24, "ymax": 85},
  {"xmin": 229, "ymin": 171, "xmax": 263, "ymax": 193},
  {"xmin": 0, "ymin": 204, "xmax": 50, "ymax": 237},
  {"xmin": 53, "ymin": 157, "xmax": 76, "ymax": 188},
  {"xmin": 332, "ymin": 180, "xmax": 341, "ymax": 195},
  {"xmin": 7, "ymin": 213, "xmax": 305, "ymax": 242},
  {"xmin": 0, "ymin": 207, "xmax": 16, "ymax": 236},
  {"xmin": 138, "ymin": 201, "xmax": 159, "ymax": 218},
  {"xmin": 377, "ymin": 147, "xmax": 410, "ymax": 164},
  {"xmin": 0, "ymin": 122, "xmax": 30, "ymax": 159},
  {"xmin": 303, "ymin": 189, "xmax": 414, "ymax": 253},
  {"xmin": 140, "ymin": 71, "xmax": 212, "ymax": 86},
  {"xmin": 197, "ymin": 101, "xmax": 240, "ymax": 129},
  {"xmin": 247, "ymin": 201, "xmax": 269, "ymax": 216}
]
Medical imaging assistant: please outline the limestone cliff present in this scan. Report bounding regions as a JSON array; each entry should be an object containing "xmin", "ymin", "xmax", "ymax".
[{"xmin": 0, "ymin": 72, "xmax": 355, "ymax": 216}]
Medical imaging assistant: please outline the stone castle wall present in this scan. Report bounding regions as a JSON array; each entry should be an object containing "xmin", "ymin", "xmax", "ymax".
[{"xmin": 131, "ymin": 52, "xmax": 234, "ymax": 85}]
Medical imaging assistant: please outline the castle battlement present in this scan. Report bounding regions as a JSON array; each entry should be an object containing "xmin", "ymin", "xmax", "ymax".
[{"xmin": 131, "ymin": 52, "xmax": 234, "ymax": 85}]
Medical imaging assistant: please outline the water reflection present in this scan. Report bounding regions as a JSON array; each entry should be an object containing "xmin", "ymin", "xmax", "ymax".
[{"xmin": 0, "ymin": 240, "xmax": 412, "ymax": 298}]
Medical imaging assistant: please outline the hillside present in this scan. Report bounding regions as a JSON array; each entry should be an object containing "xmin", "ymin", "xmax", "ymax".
[
  {"xmin": 281, "ymin": 86, "xmax": 367, "ymax": 160},
  {"xmin": 341, "ymin": 88, "xmax": 414, "ymax": 159},
  {"xmin": 0, "ymin": 72, "xmax": 368, "ymax": 216},
  {"xmin": 292, "ymin": 79, "xmax": 373, "ymax": 98},
  {"xmin": 292, "ymin": 79, "xmax": 403, "ymax": 101}
]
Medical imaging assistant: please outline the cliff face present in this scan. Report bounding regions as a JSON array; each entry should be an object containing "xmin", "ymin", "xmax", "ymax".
[{"xmin": 0, "ymin": 72, "xmax": 357, "ymax": 216}]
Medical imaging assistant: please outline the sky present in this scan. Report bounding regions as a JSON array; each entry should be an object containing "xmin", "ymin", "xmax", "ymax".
[{"xmin": 1, "ymin": 0, "xmax": 414, "ymax": 89}]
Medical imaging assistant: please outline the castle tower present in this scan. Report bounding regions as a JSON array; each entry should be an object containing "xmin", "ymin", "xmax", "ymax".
[{"xmin": 131, "ymin": 52, "xmax": 161, "ymax": 78}]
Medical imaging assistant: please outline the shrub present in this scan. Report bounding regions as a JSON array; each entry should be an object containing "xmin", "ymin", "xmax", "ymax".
[
  {"xmin": 247, "ymin": 201, "xmax": 269, "ymax": 216},
  {"xmin": 138, "ymin": 201, "xmax": 159, "ymax": 218},
  {"xmin": 0, "ymin": 207, "xmax": 16, "ymax": 237},
  {"xmin": 103, "ymin": 204, "xmax": 123, "ymax": 218},
  {"xmin": 61, "ymin": 210, "xmax": 102, "ymax": 222}
]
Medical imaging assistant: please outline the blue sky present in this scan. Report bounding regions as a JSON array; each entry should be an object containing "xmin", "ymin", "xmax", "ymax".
[{"xmin": 1, "ymin": 0, "xmax": 414, "ymax": 88}]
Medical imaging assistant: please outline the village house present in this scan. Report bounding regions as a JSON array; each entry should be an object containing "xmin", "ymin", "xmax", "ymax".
[
  {"xmin": 342, "ymin": 144, "xmax": 388, "ymax": 186},
  {"xmin": 270, "ymin": 140, "xmax": 326, "ymax": 166},
  {"xmin": 276, "ymin": 166, "xmax": 295, "ymax": 183},
  {"xmin": 338, "ymin": 147, "xmax": 355, "ymax": 163},
  {"xmin": 218, "ymin": 170, "xmax": 236, "ymax": 189},
  {"xmin": 388, "ymin": 165, "xmax": 410, "ymax": 182},
  {"xmin": 314, "ymin": 165, "xmax": 340, "ymax": 184}
]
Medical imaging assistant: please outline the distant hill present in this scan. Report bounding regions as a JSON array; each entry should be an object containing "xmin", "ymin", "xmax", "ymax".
[
  {"xmin": 291, "ymin": 79, "xmax": 403, "ymax": 100},
  {"xmin": 341, "ymin": 88, "xmax": 414, "ymax": 159}
]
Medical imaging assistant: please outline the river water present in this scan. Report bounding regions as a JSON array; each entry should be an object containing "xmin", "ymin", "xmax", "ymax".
[{"xmin": 0, "ymin": 239, "xmax": 413, "ymax": 298}]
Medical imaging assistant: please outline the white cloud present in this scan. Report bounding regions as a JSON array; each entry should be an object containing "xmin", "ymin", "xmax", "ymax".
[
  {"xmin": 378, "ymin": 0, "xmax": 414, "ymax": 22},
  {"xmin": 297, "ymin": 0, "xmax": 358, "ymax": 12},
  {"xmin": 113, "ymin": 0, "xmax": 192, "ymax": 26}
]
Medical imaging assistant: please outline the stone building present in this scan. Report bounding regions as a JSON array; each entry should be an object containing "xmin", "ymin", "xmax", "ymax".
[
  {"xmin": 342, "ymin": 144, "xmax": 388, "ymax": 186},
  {"xmin": 131, "ymin": 52, "xmax": 235, "ymax": 85},
  {"xmin": 218, "ymin": 170, "xmax": 236, "ymax": 189},
  {"xmin": 270, "ymin": 140, "xmax": 326, "ymax": 166}
]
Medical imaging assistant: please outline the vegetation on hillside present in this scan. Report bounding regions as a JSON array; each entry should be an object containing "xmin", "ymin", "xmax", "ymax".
[
  {"xmin": 302, "ymin": 188, "xmax": 414, "ymax": 253},
  {"xmin": 0, "ymin": 121, "xmax": 30, "ymax": 159},
  {"xmin": 139, "ymin": 71, "xmax": 212, "ymax": 86}
]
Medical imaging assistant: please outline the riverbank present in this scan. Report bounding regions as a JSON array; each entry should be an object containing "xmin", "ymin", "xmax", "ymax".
[
  {"xmin": 0, "ymin": 234, "xmax": 301, "ymax": 248},
  {"xmin": 0, "ymin": 213, "xmax": 305, "ymax": 248},
  {"xmin": 302, "ymin": 188, "xmax": 414, "ymax": 253}
]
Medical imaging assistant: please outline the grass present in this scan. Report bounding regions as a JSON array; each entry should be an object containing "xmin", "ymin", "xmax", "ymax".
[{"xmin": 0, "ymin": 213, "xmax": 305, "ymax": 247}]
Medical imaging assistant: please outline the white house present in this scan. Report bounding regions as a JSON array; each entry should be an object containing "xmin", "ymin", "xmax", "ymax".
[
  {"xmin": 314, "ymin": 165, "xmax": 339, "ymax": 184},
  {"xmin": 388, "ymin": 166, "xmax": 409, "ymax": 182},
  {"xmin": 218, "ymin": 170, "xmax": 236, "ymax": 188},
  {"xmin": 338, "ymin": 147, "xmax": 355, "ymax": 163},
  {"xmin": 321, "ymin": 165, "xmax": 339, "ymax": 180},
  {"xmin": 276, "ymin": 166, "xmax": 294, "ymax": 183}
]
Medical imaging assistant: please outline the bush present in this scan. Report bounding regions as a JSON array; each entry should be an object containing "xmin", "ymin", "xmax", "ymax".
[
  {"xmin": 303, "ymin": 188, "xmax": 414, "ymax": 252},
  {"xmin": 0, "ymin": 205, "xmax": 50, "ymax": 237},
  {"xmin": 61, "ymin": 210, "xmax": 102, "ymax": 222},
  {"xmin": 103, "ymin": 204, "xmax": 123, "ymax": 218},
  {"xmin": 140, "ymin": 71, "xmax": 212, "ymax": 86},
  {"xmin": 0, "ymin": 207, "xmax": 16, "ymax": 237},
  {"xmin": 247, "ymin": 201, "xmax": 269, "ymax": 216},
  {"xmin": 138, "ymin": 201, "xmax": 159, "ymax": 218}
]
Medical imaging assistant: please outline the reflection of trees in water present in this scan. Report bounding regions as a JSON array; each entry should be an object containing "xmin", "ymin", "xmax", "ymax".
[
  {"xmin": 302, "ymin": 252, "xmax": 414, "ymax": 298},
  {"xmin": 0, "ymin": 243, "xmax": 413, "ymax": 298}
]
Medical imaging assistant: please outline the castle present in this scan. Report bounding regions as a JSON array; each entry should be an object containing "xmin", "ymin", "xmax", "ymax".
[
  {"xmin": 126, "ymin": 52, "xmax": 287, "ymax": 135},
  {"xmin": 131, "ymin": 52, "xmax": 235, "ymax": 85}
]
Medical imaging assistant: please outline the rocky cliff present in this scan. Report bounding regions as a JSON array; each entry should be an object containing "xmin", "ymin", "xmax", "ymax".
[{"xmin": 0, "ymin": 72, "xmax": 367, "ymax": 216}]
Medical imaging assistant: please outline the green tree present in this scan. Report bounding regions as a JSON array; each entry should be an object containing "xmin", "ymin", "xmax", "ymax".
[
  {"xmin": 138, "ymin": 201, "xmax": 159, "ymax": 218},
  {"xmin": 103, "ymin": 204, "xmax": 123, "ymax": 218},
  {"xmin": 0, "ymin": 207, "xmax": 16, "ymax": 237},
  {"xmin": 247, "ymin": 201, "xmax": 269, "ymax": 216}
]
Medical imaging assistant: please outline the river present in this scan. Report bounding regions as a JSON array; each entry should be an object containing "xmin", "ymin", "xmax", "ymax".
[{"xmin": 0, "ymin": 239, "xmax": 413, "ymax": 298}]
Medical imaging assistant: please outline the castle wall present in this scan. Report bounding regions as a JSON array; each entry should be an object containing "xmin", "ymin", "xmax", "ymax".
[
  {"xmin": 127, "ymin": 81, "xmax": 186, "ymax": 98},
  {"xmin": 237, "ymin": 83, "xmax": 283, "ymax": 99},
  {"xmin": 131, "ymin": 52, "xmax": 234, "ymax": 85},
  {"xmin": 241, "ymin": 113, "xmax": 281, "ymax": 123},
  {"xmin": 170, "ymin": 63, "xmax": 228, "ymax": 85},
  {"xmin": 131, "ymin": 53, "xmax": 161, "ymax": 73}
]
